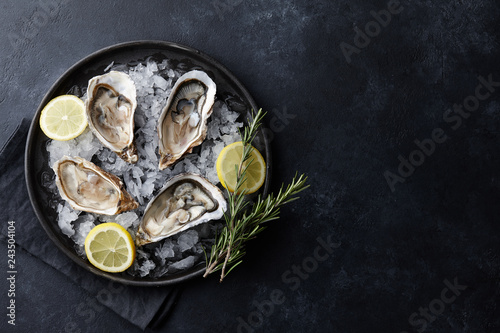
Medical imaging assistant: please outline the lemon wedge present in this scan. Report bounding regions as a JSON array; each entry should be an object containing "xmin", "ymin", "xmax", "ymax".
[
  {"xmin": 84, "ymin": 223, "xmax": 136, "ymax": 273},
  {"xmin": 39, "ymin": 95, "xmax": 87, "ymax": 141},
  {"xmin": 216, "ymin": 141, "xmax": 266, "ymax": 194}
]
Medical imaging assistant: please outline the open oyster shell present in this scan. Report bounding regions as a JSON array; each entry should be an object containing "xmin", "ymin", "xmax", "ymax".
[
  {"xmin": 86, "ymin": 71, "xmax": 138, "ymax": 163},
  {"xmin": 136, "ymin": 173, "xmax": 226, "ymax": 246},
  {"xmin": 53, "ymin": 156, "xmax": 138, "ymax": 215},
  {"xmin": 157, "ymin": 70, "xmax": 216, "ymax": 170}
]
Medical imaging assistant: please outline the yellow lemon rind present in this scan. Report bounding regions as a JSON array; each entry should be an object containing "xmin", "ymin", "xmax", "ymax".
[
  {"xmin": 39, "ymin": 95, "xmax": 87, "ymax": 141},
  {"xmin": 216, "ymin": 141, "xmax": 266, "ymax": 194},
  {"xmin": 84, "ymin": 223, "xmax": 136, "ymax": 273}
]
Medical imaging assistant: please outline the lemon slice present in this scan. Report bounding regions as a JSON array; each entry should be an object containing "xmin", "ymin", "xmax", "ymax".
[
  {"xmin": 39, "ymin": 95, "xmax": 87, "ymax": 141},
  {"xmin": 84, "ymin": 223, "xmax": 136, "ymax": 273},
  {"xmin": 216, "ymin": 141, "xmax": 266, "ymax": 194}
]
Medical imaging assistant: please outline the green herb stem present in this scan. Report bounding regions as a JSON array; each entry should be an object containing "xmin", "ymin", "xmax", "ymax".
[{"xmin": 204, "ymin": 109, "xmax": 309, "ymax": 282}]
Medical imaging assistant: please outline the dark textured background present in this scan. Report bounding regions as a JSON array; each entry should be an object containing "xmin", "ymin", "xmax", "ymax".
[{"xmin": 1, "ymin": 0, "xmax": 499, "ymax": 332}]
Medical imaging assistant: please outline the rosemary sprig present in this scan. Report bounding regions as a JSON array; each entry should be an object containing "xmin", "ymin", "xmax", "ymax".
[{"xmin": 204, "ymin": 109, "xmax": 309, "ymax": 282}]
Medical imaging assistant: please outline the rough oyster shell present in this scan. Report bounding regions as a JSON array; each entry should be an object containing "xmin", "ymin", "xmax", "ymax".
[
  {"xmin": 86, "ymin": 71, "xmax": 138, "ymax": 163},
  {"xmin": 53, "ymin": 156, "xmax": 138, "ymax": 215},
  {"xmin": 157, "ymin": 70, "xmax": 216, "ymax": 170},
  {"xmin": 136, "ymin": 173, "xmax": 226, "ymax": 246}
]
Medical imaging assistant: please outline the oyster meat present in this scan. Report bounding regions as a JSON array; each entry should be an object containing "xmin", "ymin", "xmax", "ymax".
[
  {"xmin": 86, "ymin": 71, "xmax": 138, "ymax": 163},
  {"xmin": 136, "ymin": 173, "xmax": 226, "ymax": 246},
  {"xmin": 53, "ymin": 156, "xmax": 138, "ymax": 215},
  {"xmin": 157, "ymin": 70, "xmax": 216, "ymax": 170}
]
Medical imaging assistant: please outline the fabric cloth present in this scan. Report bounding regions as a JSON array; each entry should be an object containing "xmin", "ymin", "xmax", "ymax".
[{"xmin": 0, "ymin": 119, "xmax": 180, "ymax": 330}]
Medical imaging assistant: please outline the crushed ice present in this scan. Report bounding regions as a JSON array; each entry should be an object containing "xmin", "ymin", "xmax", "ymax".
[{"xmin": 46, "ymin": 59, "xmax": 243, "ymax": 277}]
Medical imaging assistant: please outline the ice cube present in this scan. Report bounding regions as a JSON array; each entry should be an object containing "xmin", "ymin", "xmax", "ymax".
[
  {"xmin": 169, "ymin": 256, "xmax": 195, "ymax": 271},
  {"xmin": 177, "ymin": 230, "xmax": 199, "ymax": 252},
  {"xmin": 153, "ymin": 75, "xmax": 168, "ymax": 90},
  {"xmin": 115, "ymin": 211, "xmax": 138, "ymax": 229},
  {"xmin": 57, "ymin": 203, "xmax": 79, "ymax": 237},
  {"xmin": 138, "ymin": 259, "xmax": 156, "ymax": 277},
  {"xmin": 155, "ymin": 239, "xmax": 176, "ymax": 264}
]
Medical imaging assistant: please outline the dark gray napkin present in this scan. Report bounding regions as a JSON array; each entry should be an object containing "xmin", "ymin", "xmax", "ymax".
[{"xmin": 0, "ymin": 119, "xmax": 180, "ymax": 330}]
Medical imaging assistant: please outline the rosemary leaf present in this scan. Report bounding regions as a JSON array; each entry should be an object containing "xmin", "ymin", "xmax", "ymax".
[{"xmin": 204, "ymin": 109, "xmax": 309, "ymax": 282}]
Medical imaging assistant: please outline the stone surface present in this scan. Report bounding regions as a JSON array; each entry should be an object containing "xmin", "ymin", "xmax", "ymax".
[{"xmin": 1, "ymin": 0, "xmax": 499, "ymax": 332}]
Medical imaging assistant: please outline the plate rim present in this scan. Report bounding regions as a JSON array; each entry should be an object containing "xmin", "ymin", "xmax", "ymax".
[{"xmin": 24, "ymin": 40, "xmax": 272, "ymax": 286}]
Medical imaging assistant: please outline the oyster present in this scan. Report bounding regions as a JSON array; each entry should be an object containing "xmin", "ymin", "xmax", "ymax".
[
  {"xmin": 53, "ymin": 156, "xmax": 138, "ymax": 215},
  {"xmin": 136, "ymin": 173, "xmax": 226, "ymax": 246},
  {"xmin": 157, "ymin": 70, "xmax": 216, "ymax": 170},
  {"xmin": 86, "ymin": 71, "xmax": 138, "ymax": 163}
]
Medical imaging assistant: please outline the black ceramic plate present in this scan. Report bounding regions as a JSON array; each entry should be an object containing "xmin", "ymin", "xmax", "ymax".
[{"xmin": 25, "ymin": 41, "xmax": 271, "ymax": 286}]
